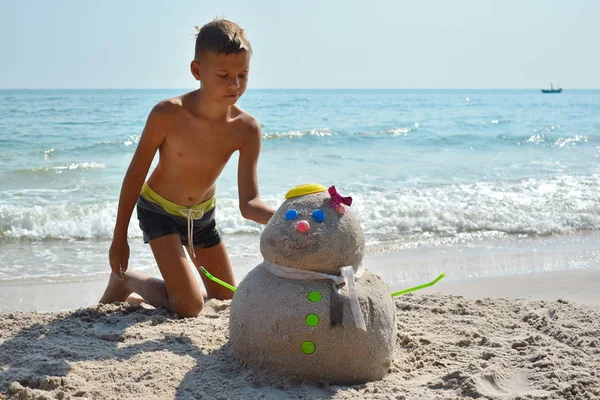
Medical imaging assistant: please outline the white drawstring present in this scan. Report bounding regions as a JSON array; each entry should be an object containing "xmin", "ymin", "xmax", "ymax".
[{"xmin": 179, "ymin": 208, "xmax": 204, "ymax": 258}]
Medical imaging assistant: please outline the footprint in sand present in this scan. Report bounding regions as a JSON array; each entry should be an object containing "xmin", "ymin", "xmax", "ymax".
[{"xmin": 472, "ymin": 368, "xmax": 549, "ymax": 398}]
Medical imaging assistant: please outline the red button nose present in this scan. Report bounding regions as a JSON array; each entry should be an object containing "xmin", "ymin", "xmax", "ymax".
[{"xmin": 296, "ymin": 220, "xmax": 310, "ymax": 232}]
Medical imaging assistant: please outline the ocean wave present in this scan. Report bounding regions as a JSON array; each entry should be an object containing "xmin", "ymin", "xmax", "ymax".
[
  {"xmin": 16, "ymin": 162, "xmax": 105, "ymax": 174},
  {"xmin": 356, "ymin": 125, "xmax": 415, "ymax": 137},
  {"xmin": 0, "ymin": 195, "xmax": 279, "ymax": 241},
  {"xmin": 55, "ymin": 121, "xmax": 107, "ymax": 126},
  {"xmin": 0, "ymin": 202, "xmax": 120, "ymax": 241},
  {"xmin": 1, "ymin": 176, "xmax": 598, "ymax": 242},
  {"xmin": 521, "ymin": 133, "xmax": 588, "ymax": 147},
  {"xmin": 353, "ymin": 175, "xmax": 600, "ymax": 240},
  {"xmin": 31, "ymin": 135, "xmax": 140, "ymax": 159},
  {"xmin": 91, "ymin": 135, "xmax": 140, "ymax": 148},
  {"xmin": 262, "ymin": 128, "xmax": 335, "ymax": 140}
]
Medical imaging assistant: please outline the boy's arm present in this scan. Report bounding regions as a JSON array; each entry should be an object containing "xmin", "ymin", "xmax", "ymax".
[
  {"xmin": 237, "ymin": 118, "xmax": 275, "ymax": 225},
  {"xmin": 109, "ymin": 103, "xmax": 169, "ymax": 275}
]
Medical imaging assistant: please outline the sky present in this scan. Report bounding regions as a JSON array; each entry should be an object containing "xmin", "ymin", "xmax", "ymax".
[{"xmin": 0, "ymin": 0, "xmax": 598, "ymax": 89}]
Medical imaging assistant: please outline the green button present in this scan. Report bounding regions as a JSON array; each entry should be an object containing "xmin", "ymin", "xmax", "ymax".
[
  {"xmin": 305, "ymin": 314, "xmax": 319, "ymax": 327},
  {"xmin": 308, "ymin": 291, "xmax": 322, "ymax": 302},
  {"xmin": 301, "ymin": 340, "xmax": 316, "ymax": 355}
]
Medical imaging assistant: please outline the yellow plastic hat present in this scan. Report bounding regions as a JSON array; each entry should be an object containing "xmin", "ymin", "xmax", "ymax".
[{"xmin": 285, "ymin": 183, "xmax": 327, "ymax": 199}]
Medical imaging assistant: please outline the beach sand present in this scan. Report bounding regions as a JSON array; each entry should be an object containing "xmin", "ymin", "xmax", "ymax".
[{"xmin": 1, "ymin": 268, "xmax": 599, "ymax": 399}]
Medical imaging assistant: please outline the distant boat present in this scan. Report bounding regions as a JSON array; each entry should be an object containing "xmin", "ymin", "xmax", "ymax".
[{"xmin": 541, "ymin": 82, "xmax": 562, "ymax": 93}]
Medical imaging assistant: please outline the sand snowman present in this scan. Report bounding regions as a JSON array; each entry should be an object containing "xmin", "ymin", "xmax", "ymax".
[{"xmin": 229, "ymin": 184, "xmax": 396, "ymax": 384}]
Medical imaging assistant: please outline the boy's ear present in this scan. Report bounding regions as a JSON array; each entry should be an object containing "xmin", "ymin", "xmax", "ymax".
[{"xmin": 190, "ymin": 60, "xmax": 201, "ymax": 81}]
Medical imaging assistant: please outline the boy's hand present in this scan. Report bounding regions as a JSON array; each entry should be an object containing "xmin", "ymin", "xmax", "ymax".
[{"xmin": 109, "ymin": 238, "xmax": 130, "ymax": 279}]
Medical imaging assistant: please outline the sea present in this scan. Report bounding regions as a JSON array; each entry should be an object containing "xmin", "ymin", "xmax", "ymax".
[{"xmin": 1, "ymin": 89, "xmax": 599, "ymax": 307}]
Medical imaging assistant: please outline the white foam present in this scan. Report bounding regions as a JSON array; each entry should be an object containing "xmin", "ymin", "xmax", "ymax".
[
  {"xmin": 351, "ymin": 174, "xmax": 600, "ymax": 242},
  {"xmin": 356, "ymin": 126, "xmax": 413, "ymax": 136},
  {"xmin": 1, "ymin": 175, "xmax": 598, "ymax": 244},
  {"xmin": 262, "ymin": 128, "xmax": 335, "ymax": 139},
  {"xmin": 21, "ymin": 162, "xmax": 105, "ymax": 173},
  {"xmin": 0, "ymin": 202, "xmax": 137, "ymax": 240}
]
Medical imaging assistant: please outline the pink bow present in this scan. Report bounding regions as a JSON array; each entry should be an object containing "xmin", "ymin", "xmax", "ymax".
[{"xmin": 328, "ymin": 186, "xmax": 352, "ymax": 213}]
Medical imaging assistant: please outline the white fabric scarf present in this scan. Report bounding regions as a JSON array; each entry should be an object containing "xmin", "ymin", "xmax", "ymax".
[{"xmin": 263, "ymin": 261, "xmax": 367, "ymax": 331}]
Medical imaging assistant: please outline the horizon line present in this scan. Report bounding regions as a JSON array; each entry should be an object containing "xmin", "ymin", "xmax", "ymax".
[{"xmin": 1, "ymin": 87, "xmax": 599, "ymax": 91}]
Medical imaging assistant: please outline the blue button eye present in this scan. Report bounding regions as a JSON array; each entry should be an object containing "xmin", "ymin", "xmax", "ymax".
[
  {"xmin": 312, "ymin": 209, "xmax": 325, "ymax": 222},
  {"xmin": 285, "ymin": 209, "xmax": 299, "ymax": 220}
]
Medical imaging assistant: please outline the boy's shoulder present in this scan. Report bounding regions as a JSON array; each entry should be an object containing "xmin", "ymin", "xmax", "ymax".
[
  {"xmin": 231, "ymin": 106, "xmax": 261, "ymax": 133},
  {"xmin": 151, "ymin": 96, "xmax": 185, "ymax": 115},
  {"xmin": 141, "ymin": 98, "xmax": 184, "ymax": 129}
]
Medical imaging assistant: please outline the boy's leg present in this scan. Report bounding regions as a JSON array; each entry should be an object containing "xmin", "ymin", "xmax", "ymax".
[
  {"xmin": 100, "ymin": 234, "xmax": 205, "ymax": 317},
  {"xmin": 99, "ymin": 270, "xmax": 163, "ymax": 305},
  {"xmin": 188, "ymin": 241, "xmax": 236, "ymax": 300}
]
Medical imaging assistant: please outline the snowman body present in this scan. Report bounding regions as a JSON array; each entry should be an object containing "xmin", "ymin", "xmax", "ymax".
[{"xmin": 229, "ymin": 185, "xmax": 396, "ymax": 384}]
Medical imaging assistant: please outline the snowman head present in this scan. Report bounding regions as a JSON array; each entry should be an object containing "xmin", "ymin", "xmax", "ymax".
[{"xmin": 260, "ymin": 184, "xmax": 365, "ymax": 275}]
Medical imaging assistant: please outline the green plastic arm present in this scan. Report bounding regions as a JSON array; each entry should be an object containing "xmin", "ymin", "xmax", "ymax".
[
  {"xmin": 391, "ymin": 273, "xmax": 446, "ymax": 297},
  {"xmin": 200, "ymin": 267, "xmax": 237, "ymax": 292}
]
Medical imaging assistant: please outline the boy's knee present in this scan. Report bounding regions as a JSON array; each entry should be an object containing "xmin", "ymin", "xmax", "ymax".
[
  {"xmin": 216, "ymin": 290, "xmax": 234, "ymax": 301},
  {"xmin": 169, "ymin": 295, "xmax": 203, "ymax": 318}
]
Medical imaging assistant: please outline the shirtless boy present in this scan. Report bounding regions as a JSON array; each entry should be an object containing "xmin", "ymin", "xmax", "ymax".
[{"xmin": 99, "ymin": 19, "xmax": 275, "ymax": 317}]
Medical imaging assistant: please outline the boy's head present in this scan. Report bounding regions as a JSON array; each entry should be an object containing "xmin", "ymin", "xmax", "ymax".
[
  {"xmin": 194, "ymin": 19, "xmax": 252, "ymax": 61},
  {"xmin": 191, "ymin": 19, "xmax": 252, "ymax": 104}
]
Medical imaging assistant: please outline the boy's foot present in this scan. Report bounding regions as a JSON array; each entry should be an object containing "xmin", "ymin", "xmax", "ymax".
[
  {"xmin": 125, "ymin": 293, "xmax": 146, "ymax": 305},
  {"xmin": 99, "ymin": 272, "xmax": 132, "ymax": 304}
]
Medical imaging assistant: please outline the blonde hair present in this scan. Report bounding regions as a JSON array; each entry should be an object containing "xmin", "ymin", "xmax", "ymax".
[{"xmin": 194, "ymin": 19, "xmax": 252, "ymax": 60}]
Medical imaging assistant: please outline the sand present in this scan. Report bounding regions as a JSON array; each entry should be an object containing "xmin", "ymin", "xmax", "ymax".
[{"xmin": 1, "ymin": 269, "xmax": 599, "ymax": 400}]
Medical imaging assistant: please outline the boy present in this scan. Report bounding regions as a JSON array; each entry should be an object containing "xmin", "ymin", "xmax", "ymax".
[{"xmin": 99, "ymin": 19, "xmax": 275, "ymax": 317}]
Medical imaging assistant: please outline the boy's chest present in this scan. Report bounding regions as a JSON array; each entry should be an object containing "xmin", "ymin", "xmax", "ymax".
[{"xmin": 162, "ymin": 122, "xmax": 242, "ymax": 169}]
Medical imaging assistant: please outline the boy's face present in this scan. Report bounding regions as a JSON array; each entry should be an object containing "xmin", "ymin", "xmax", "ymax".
[{"xmin": 191, "ymin": 50, "xmax": 250, "ymax": 105}]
